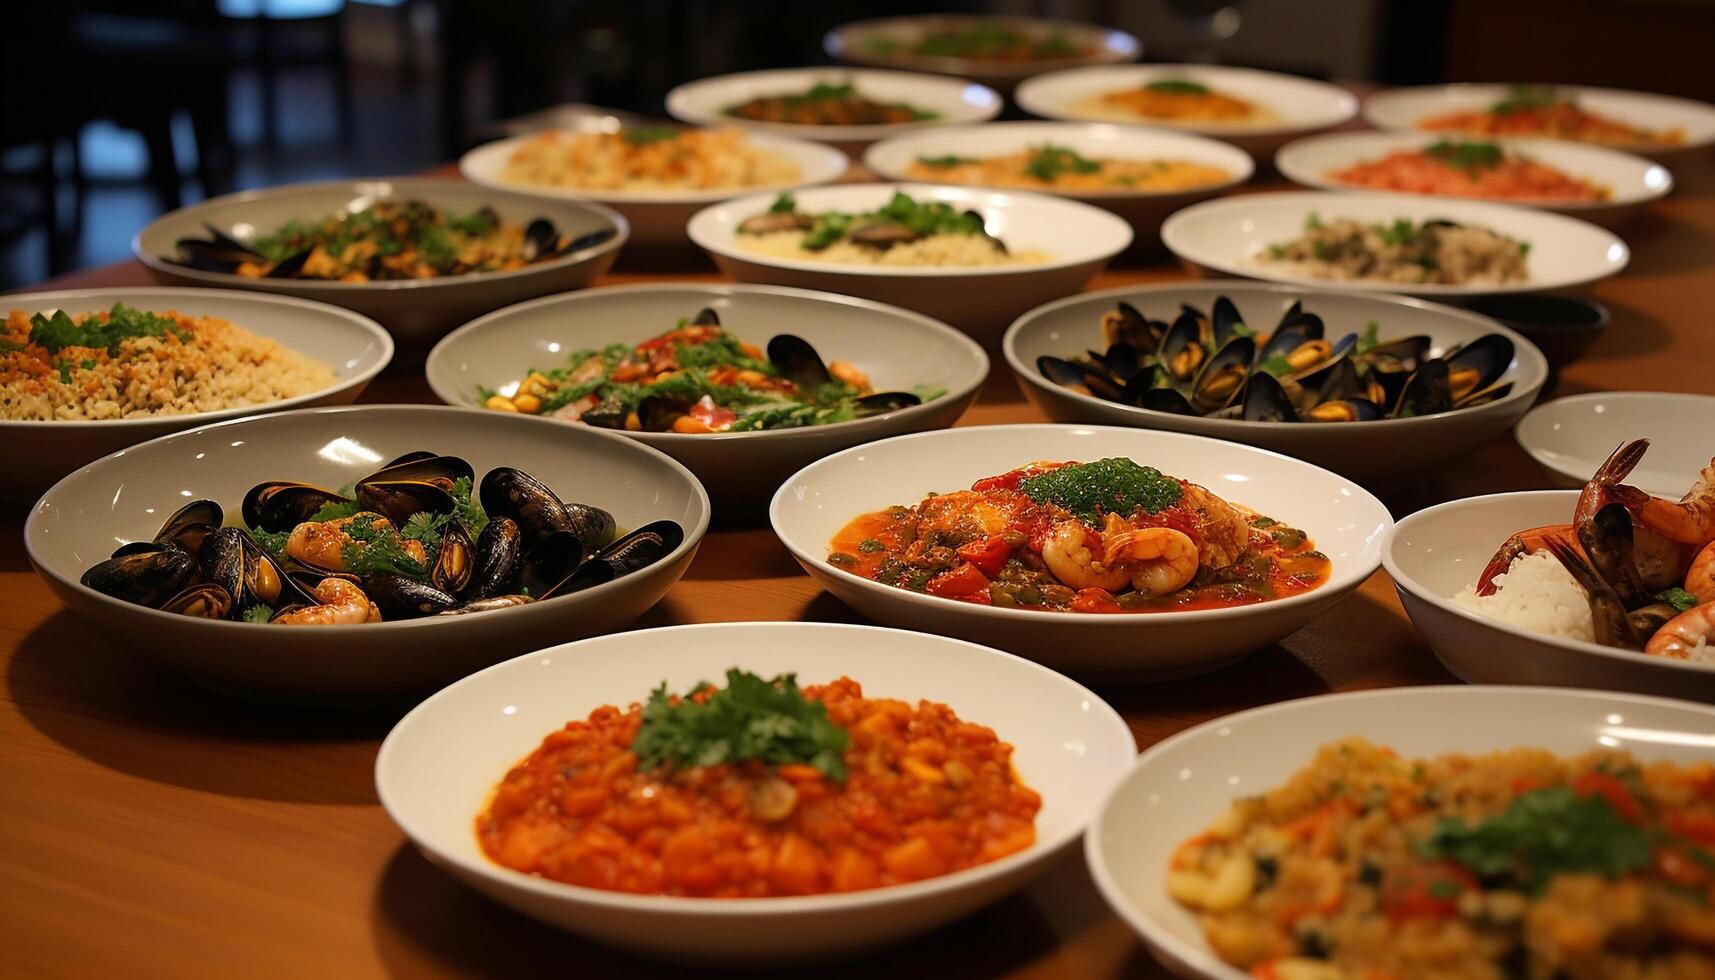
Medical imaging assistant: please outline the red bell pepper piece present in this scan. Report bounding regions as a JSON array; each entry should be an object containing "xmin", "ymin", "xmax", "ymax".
[
  {"xmin": 1574, "ymin": 772, "xmax": 1645, "ymax": 823},
  {"xmin": 955, "ymin": 535, "xmax": 1012, "ymax": 577},
  {"xmin": 925, "ymin": 562, "xmax": 991, "ymax": 603}
]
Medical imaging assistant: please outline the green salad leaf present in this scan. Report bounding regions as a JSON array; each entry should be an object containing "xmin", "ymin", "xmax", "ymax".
[{"xmin": 632, "ymin": 669, "xmax": 850, "ymax": 780}]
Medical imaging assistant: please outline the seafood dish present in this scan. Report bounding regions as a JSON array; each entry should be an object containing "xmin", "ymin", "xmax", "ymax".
[
  {"xmin": 1259, "ymin": 214, "xmax": 1531, "ymax": 286},
  {"xmin": 735, "ymin": 191, "xmax": 1047, "ymax": 268},
  {"xmin": 478, "ymin": 669, "xmax": 1040, "ymax": 896},
  {"xmin": 167, "ymin": 199, "xmax": 616, "ymax": 282},
  {"xmin": 1456, "ymin": 439, "xmax": 1715, "ymax": 665},
  {"xmin": 904, "ymin": 143, "xmax": 1231, "ymax": 193},
  {"xmin": 827, "ymin": 458, "xmax": 1330, "ymax": 612},
  {"xmin": 1328, "ymin": 140, "xmax": 1611, "ymax": 203},
  {"xmin": 724, "ymin": 82, "xmax": 937, "ymax": 127},
  {"xmin": 1169, "ymin": 736, "xmax": 1715, "ymax": 979},
  {"xmin": 497, "ymin": 127, "xmax": 800, "ymax": 192},
  {"xmin": 479, "ymin": 307, "xmax": 938, "ymax": 432},
  {"xmin": 862, "ymin": 25, "xmax": 1088, "ymax": 63},
  {"xmin": 1419, "ymin": 85, "xmax": 1687, "ymax": 148},
  {"xmin": 78, "ymin": 453, "xmax": 682, "ymax": 625},
  {"xmin": 2, "ymin": 303, "xmax": 335, "ymax": 421},
  {"xmin": 1079, "ymin": 78, "xmax": 1276, "ymax": 126},
  {"xmin": 1037, "ymin": 295, "xmax": 1516, "ymax": 424}
]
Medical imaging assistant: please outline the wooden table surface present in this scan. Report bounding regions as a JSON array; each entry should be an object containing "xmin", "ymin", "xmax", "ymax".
[{"xmin": 5, "ymin": 157, "xmax": 1714, "ymax": 979}]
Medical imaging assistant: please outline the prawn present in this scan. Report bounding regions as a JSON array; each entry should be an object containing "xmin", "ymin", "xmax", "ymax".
[
  {"xmin": 1041, "ymin": 521, "xmax": 1130, "ymax": 592},
  {"xmin": 272, "ymin": 578, "xmax": 381, "ymax": 626},
  {"xmin": 285, "ymin": 513, "xmax": 424, "ymax": 571},
  {"xmin": 1175, "ymin": 482, "xmax": 1251, "ymax": 570},
  {"xmin": 1100, "ymin": 515, "xmax": 1199, "ymax": 595},
  {"xmin": 1645, "ymin": 600, "xmax": 1715, "ymax": 660},
  {"xmin": 1681, "ymin": 540, "xmax": 1715, "ymax": 605}
]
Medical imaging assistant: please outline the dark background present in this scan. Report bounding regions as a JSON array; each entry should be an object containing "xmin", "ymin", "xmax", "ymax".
[{"xmin": 4, "ymin": 0, "xmax": 1711, "ymax": 290}]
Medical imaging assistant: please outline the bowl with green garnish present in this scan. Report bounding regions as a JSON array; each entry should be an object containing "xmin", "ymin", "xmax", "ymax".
[{"xmin": 823, "ymin": 14, "xmax": 1140, "ymax": 90}]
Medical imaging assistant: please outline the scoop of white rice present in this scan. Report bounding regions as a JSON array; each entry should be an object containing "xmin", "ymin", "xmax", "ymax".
[{"xmin": 1452, "ymin": 550, "xmax": 1596, "ymax": 643}]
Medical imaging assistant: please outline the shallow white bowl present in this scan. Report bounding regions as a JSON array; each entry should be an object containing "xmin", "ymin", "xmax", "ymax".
[
  {"xmin": 24, "ymin": 405, "xmax": 710, "ymax": 699},
  {"xmin": 666, "ymin": 67, "xmax": 1003, "ymax": 155},
  {"xmin": 863, "ymin": 121, "xmax": 1253, "ymax": 243},
  {"xmin": 1161, "ymin": 190, "xmax": 1629, "ymax": 298},
  {"xmin": 688, "ymin": 182, "xmax": 1132, "ymax": 341},
  {"xmin": 458, "ymin": 129, "xmax": 849, "ymax": 249},
  {"xmin": 1004, "ymin": 282, "xmax": 1547, "ymax": 487},
  {"xmin": 1015, "ymin": 64, "xmax": 1358, "ymax": 158},
  {"xmin": 1363, "ymin": 83, "xmax": 1715, "ymax": 166},
  {"xmin": 1275, "ymin": 131, "xmax": 1673, "ymax": 228},
  {"xmin": 134, "ymin": 178, "xmax": 627, "ymax": 352},
  {"xmin": 823, "ymin": 14, "xmax": 1141, "ymax": 90},
  {"xmin": 375, "ymin": 621, "xmax": 1137, "ymax": 964},
  {"xmin": 1516, "ymin": 393, "xmax": 1715, "ymax": 497},
  {"xmin": 425, "ymin": 283, "xmax": 988, "ymax": 504},
  {"xmin": 769, "ymin": 424, "xmax": 1391, "ymax": 679},
  {"xmin": 1384, "ymin": 490, "xmax": 1715, "ymax": 700},
  {"xmin": 0, "ymin": 287, "xmax": 392, "ymax": 506},
  {"xmin": 1088, "ymin": 685, "xmax": 1715, "ymax": 979}
]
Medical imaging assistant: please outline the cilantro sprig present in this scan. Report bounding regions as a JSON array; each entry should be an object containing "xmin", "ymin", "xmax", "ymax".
[
  {"xmin": 1415, "ymin": 786, "xmax": 1652, "ymax": 893},
  {"xmin": 632, "ymin": 670, "xmax": 850, "ymax": 780}
]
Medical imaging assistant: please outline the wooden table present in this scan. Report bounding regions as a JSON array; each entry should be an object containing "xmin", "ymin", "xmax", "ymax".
[{"xmin": 5, "ymin": 159, "xmax": 1714, "ymax": 979}]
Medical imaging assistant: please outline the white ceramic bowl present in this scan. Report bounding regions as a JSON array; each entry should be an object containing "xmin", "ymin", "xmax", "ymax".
[
  {"xmin": 375, "ymin": 621, "xmax": 1137, "ymax": 965},
  {"xmin": 863, "ymin": 121, "xmax": 1254, "ymax": 243},
  {"xmin": 24, "ymin": 405, "xmax": 710, "ymax": 699},
  {"xmin": 1161, "ymin": 190, "xmax": 1630, "ymax": 298},
  {"xmin": 425, "ymin": 283, "xmax": 988, "ymax": 504},
  {"xmin": 1364, "ymin": 83, "xmax": 1715, "ymax": 166},
  {"xmin": 823, "ymin": 14, "xmax": 1141, "ymax": 90},
  {"xmin": 458, "ymin": 129, "xmax": 849, "ymax": 249},
  {"xmin": 1516, "ymin": 393, "xmax": 1715, "ymax": 496},
  {"xmin": 1087, "ymin": 685, "xmax": 1715, "ymax": 979},
  {"xmin": 688, "ymin": 182, "xmax": 1132, "ymax": 341},
  {"xmin": 1005, "ymin": 282, "xmax": 1548, "ymax": 487},
  {"xmin": 1385, "ymin": 490, "xmax": 1715, "ymax": 700},
  {"xmin": 769, "ymin": 424, "xmax": 1392, "ymax": 679},
  {"xmin": 133, "ymin": 178, "xmax": 627, "ymax": 352},
  {"xmin": 1015, "ymin": 64, "xmax": 1359, "ymax": 158},
  {"xmin": 1275, "ymin": 131, "xmax": 1673, "ymax": 228},
  {"xmin": 666, "ymin": 67, "xmax": 1003, "ymax": 155},
  {"xmin": 0, "ymin": 287, "xmax": 392, "ymax": 506}
]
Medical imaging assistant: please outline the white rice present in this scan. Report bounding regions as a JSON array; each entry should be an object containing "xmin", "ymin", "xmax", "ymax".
[{"xmin": 1452, "ymin": 550, "xmax": 1596, "ymax": 643}]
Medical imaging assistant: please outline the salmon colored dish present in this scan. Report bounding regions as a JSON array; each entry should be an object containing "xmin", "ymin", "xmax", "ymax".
[
  {"xmin": 1329, "ymin": 141, "xmax": 1611, "ymax": 203},
  {"xmin": 827, "ymin": 458, "xmax": 1330, "ymax": 613},
  {"xmin": 477, "ymin": 670, "xmax": 1041, "ymax": 897},
  {"xmin": 1418, "ymin": 86, "xmax": 1686, "ymax": 149},
  {"xmin": 1086, "ymin": 78, "xmax": 1276, "ymax": 126}
]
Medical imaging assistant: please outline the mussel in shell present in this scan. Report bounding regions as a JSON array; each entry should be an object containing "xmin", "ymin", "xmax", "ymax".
[
  {"xmin": 201, "ymin": 527, "xmax": 316, "ymax": 614},
  {"xmin": 535, "ymin": 520, "xmax": 685, "ymax": 598},
  {"xmin": 480, "ymin": 466, "xmax": 573, "ymax": 548},
  {"xmin": 80, "ymin": 546, "xmax": 200, "ymax": 608},
  {"xmin": 243, "ymin": 481, "xmax": 349, "ymax": 534},
  {"xmin": 355, "ymin": 454, "xmax": 474, "ymax": 526},
  {"xmin": 366, "ymin": 574, "xmax": 458, "ymax": 619}
]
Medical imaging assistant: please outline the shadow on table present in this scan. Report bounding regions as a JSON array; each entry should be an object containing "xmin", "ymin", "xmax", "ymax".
[
  {"xmin": 7, "ymin": 609, "xmax": 390, "ymax": 804},
  {"xmin": 1618, "ymin": 208, "xmax": 1715, "ymax": 277},
  {"xmin": 370, "ymin": 842, "xmax": 1072, "ymax": 978}
]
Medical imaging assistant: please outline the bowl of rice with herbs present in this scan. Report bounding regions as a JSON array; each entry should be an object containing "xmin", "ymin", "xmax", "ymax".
[
  {"xmin": 688, "ymin": 182, "xmax": 1131, "ymax": 339},
  {"xmin": 2, "ymin": 288, "xmax": 390, "ymax": 504}
]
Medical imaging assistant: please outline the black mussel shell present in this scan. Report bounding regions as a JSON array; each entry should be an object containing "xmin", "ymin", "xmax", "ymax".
[
  {"xmin": 1037, "ymin": 356, "xmax": 1127, "ymax": 403},
  {"xmin": 1311, "ymin": 356, "xmax": 1365, "ymax": 404},
  {"xmin": 430, "ymin": 519, "xmax": 475, "ymax": 596},
  {"xmin": 243, "ymin": 481, "xmax": 351, "ymax": 534},
  {"xmin": 1458, "ymin": 381, "xmax": 1514, "ymax": 408},
  {"xmin": 159, "ymin": 583, "xmax": 235, "ymax": 619},
  {"xmin": 81, "ymin": 547, "xmax": 199, "ymax": 608},
  {"xmin": 1096, "ymin": 341, "xmax": 1144, "ymax": 382},
  {"xmin": 1211, "ymin": 296, "xmax": 1245, "ymax": 348},
  {"xmin": 264, "ymin": 248, "xmax": 312, "ymax": 279},
  {"xmin": 852, "ymin": 391, "xmax": 922, "ymax": 418},
  {"xmin": 767, "ymin": 334, "xmax": 832, "ymax": 391},
  {"xmin": 1157, "ymin": 312, "xmax": 1206, "ymax": 383},
  {"xmin": 1446, "ymin": 333, "xmax": 1515, "ymax": 403},
  {"xmin": 564, "ymin": 502, "xmax": 617, "ymax": 554},
  {"xmin": 517, "ymin": 529, "xmax": 586, "ymax": 599},
  {"xmin": 1135, "ymin": 386, "xmax": 1196, "ymax": 416},
  {"xmin": 1258, "ymin": 321, "xmax": 1314, "ymax": 364},
  {"xmin": 562, "ymin": 227, "xmax": 617, "ymax": 253},
  {"xmin": 365, "ymin": 574, "xmax": 457, "ymax": 619},
  {"xmin": 1192, "ymin": 336, "xmax": 1255, "ymax": 413},
  {"xmin": 356, "ymin": 454, "xmax": 473, "ymax": 525},
  {"xmin": 1362, "ymin": 334, "xmax": 1431, "ymax": 372},
  {"xmin": 1393, "ymin": 358, "xmax": 1453, "ymax": 419},
  {"xmin": 154, "ymin": 499, "xmax": 223, "ymax": 557},
  {"xmin": 1241, "ymin": 372, "xmax": 1300, "ymax": 423},
  {"xmin": 479, "ymin": 467, "xmax": 574, "ymax": 548},
  {"xmin": 381, "ymin": 450, "xmax": 438, "ymax": 469},
  {"xmin": 579, "ymin": 401, "xmax": 629, "ymax": 429},
  {"xmin": 439, "ymin": 595, "xmax": 536, "ymax": 616},
  {"xmin": 469, "ymin": 517, "xmax": 523, "ymax": 599},
  {"xmin": 1303, "ymin": 397, "xmax": 1383, "ymax": 423},
  {"xmin": 638, "ymin": 395, "xmax": 693, "ymax": 433},
  {"xmin": 691, "ymin": 307, "xmax": 720, "ymax": 326},
  {"xmin": 1275, "ymin": 300, "xmax": 1304, "ymax": 332},
  {"xmin": 173, "ymin": 237, "xmax": 251, "ymax": 273},
  {"xmin": 202, "ymin": 527, "xmax": 312, "ymax": 613},
  {"xmin": 543, "ymin": 520, "xmax": 684, "ymax": 599},
  {"xmin": 1100, "ymin": 301, "xmax": 1158, "ymax": 350},
  {"xmin": 522, "ymin": 218, "xmax": 560, "ymax": 261}
]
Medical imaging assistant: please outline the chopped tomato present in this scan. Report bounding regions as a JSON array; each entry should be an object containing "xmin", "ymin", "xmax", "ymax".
[
  {"xmin": 955, "ymin": 536, "xmax": 1012, "ymax": 577},
  {"xmin": 1667, "ymin": 812, "xmax": 1715, "ymax": 846},
  {"xmin": 971, "ymin": 469, "xmax": 1029, "ymax": 493},
  {"xmin": 1069, "ymin": 588, "xmax": 1120, "ymax": 613},
  {"xmin": 687, "ymin": 397, "xmax": 738, "ymax": 432},
  {"xmin": 1511, "ymin": 775, "xmax": 1546, "ymax": 794},
  {"xmin": 1574, "ymin": 772, "xmax": 1645, "ymax": 823},
  {"xmin": 1654, "ymin": 845, "xmax": 1712, "ymax": 889},
  {"xmin": 1382, "ymin": 862, "xmax": 1476, "ymax": 922},
  {"xmin": 925, "ymin": 562, "xmax": 990, "ymax": 602},
  {"xmin": 1250, "ymin": 963, "xmax": 1281, "ymax": 980}
]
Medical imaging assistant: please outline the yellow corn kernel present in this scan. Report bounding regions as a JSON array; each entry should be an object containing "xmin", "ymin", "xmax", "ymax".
[
  {"xmin": 512, "ymin": 393, "xmax": 542, "ymax": 414},
  {"xmin": 1202, "ymin": 853, "xmax": 1256, "ymax": 912},
  {"xmin": 485, "ymin": 395, "xmax": 517, "ymax": 412}
]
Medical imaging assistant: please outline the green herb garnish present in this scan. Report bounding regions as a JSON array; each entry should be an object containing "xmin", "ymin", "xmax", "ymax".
[
  {"xmin": 1490, "ymin": 84, "xmax": 1564, "ymax": 116},
  {"xmin": 1416, "ymin": 786, "xmax": 1651, "ymax": 893},
  {"xmin": 1145, "ymin": 79, "xmax": 1211, "ymax": 96},
  {"xmin": 1024, "ymin": 143, "xmax": 1102, "ymax": 183},
  {"xmin": 1656, "ymin": 587, "xmax": 1699, "ymax": 613},
  {"xmin": 1020, "ymin": 458, "xmax": 1183, "ymax": 523},
  {"xmin": 1425, "ymin": 140, "xmax": 1504, "ymax": 172},
  {"xmin": 632, "ymin": 669, "xmax": 850, "ymax": 781},
  {"xmin": 916, "ymin": 154, "xmax": 973, "ymax": 168},
  {"xmin": 242, "ymin": 604, "xmax": 275, "ymax": 624},
  {"xmin": 339, "ymin": 513, "xmax": 427, "ymax": 579},
  {"xmin": 28, "ymin": 303, "xmax": 191, "ymax": 355},
  {"xmin": 622, "ymin": 127, "xmax": 682, "ymax": 146},
  {"xmin": 1356, "ymin": 320, "xmax": 1381, "ymax": 355}
]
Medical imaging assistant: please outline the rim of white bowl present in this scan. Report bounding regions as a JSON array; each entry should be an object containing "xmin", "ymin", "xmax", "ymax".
[
  {"xmin": 1362, "ymin": 83, "xmax": 1715, "ymax": 153},
  {"xmin": 132, "ymin": 177, "xmax": 630, "ymax": 292},
  {"xmin": 1085, "ymin": 684, "xmax": 1715, "ymax": 980},
  {"xmin": 1515, "ymin": 392, "xmax": 1715, "ymax": 486},
  {"xmin": 1273, "ymin": 131, "xmax": 1675, "ymax": 212},
  {"xmin": 458, "ymin": 128, "xmax": 852, "ymax": 205},
  {"xmin": 1382, "ymin": 489, "xmax": 1715, "ymax": 676},
  {"xmin": 665, "ymin": 67, "xmax": 1004, "ymax": 142},
  {"xmin": 823, "ymin": 14, "xmax": 1142, "ymax": 79},
  {"xmin": 768, "ymin": 422, "xmax": 1391, "ymax": 627},
  {"xmin": 25, "ymin": 403, "xmax": 711, "ymax": 635},
  {"xmin": 1015, "ymin": 64, "xmax": 1360, "ymax": 138},
  {"xmin": 861, "ymin": 121, "xmax": 1256, "ymax": 200},
  {"xmin": 1003, "ymin": 280, "xmax": 1548, "ymax": 431},
  {"xmin": 0, "ymin": 287, "xmax": 394, "ymax": 433},
  {"xmin": 425, "ymin": 281, "xmax": 989, "ymax": 445},
  {"xmin": 1159, "ymin": 190, "xmax": 1631, "ymax": 296},
  {"xmin": 375, "ymin": 620, "xmax": 1137, "ymax": 915},
  {"xmin": 688, "ymin": 181, "xmax": 1135, "ymax": 278}
]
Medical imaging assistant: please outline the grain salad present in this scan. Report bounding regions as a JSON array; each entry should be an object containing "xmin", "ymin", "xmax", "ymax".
[
  {"xmin": 1, "ymin": 304, "xmax": 336, "ymax": 421},
  {"xmin": 735, "ymin": 191, "xmax": 1049, "ymax": 268},
  {"xmin": 500, "ymin": 127, "xmax": 801, "ymax": 192}
]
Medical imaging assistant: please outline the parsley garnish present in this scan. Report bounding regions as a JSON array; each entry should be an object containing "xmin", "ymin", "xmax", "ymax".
[
  {"xmin": 622, "ymin": 127, "xmax": 682, "ymax": 146},
  {"xmin": 1145, "ymin": 78, "xmax": 1211, "ymax": 95},
  {"xmin": 1425, "ymin": 140, "xmax": 1504, "ymax": 172},
  {"xmin": 1656, "ymin": 587, "xmax": 1699, "ymax": 612},
  {"xmin": 28, "ymin": 304, "xmax": 190, "ymax": 355},
  {"xmin": 242, "ymin": 604, "xmax": 274, "ymax": 624},
  {"xmin": 1416, "ymin": 786, "xmax": 1651, "ymax": 893},
  {"xmin": 916, "ymin": 154, "xmax": 973, "ymax": 168},
  {"xmin": 632, "ymin": 669, "xmax": 850, "ymax": 781},
  {"xmin": 1024, "ymin": 143, "xmax": 1102, "ymax": 183},
  {"xmin": 1020, "ymin": 458, "xmax": 1183, "ymax": 523}
]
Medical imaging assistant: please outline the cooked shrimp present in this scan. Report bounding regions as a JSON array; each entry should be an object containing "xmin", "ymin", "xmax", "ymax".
[
  {"xmin": 827, "ymin": 360, "xmax": 870, "ymax": 390},
  {"xmin": 1645, "ymin": 600, "xmax": 1715, "ymax": 659},
  {"xmin": 1686, "ymin": 540, "xmax": 1715, "ymax": 605},
  {"xmin": 1041, "ymin": 520, "xmax": 1131, "ymax": 592},
  {"xmin": 1623, "ymin": 455, "xmax": 1715, "ymax": 546},
  {"xmin": 915, "ymin": 491, "xmax": 1013, "ymax": 540},
  {"xmin": 272, "ymin": 578, "xmax": 381, "ymax": 626},
  {"xmin": 285, "ymin": 513, "xmax": 425, "ymax": 571},
  {"xmin": 1177, "ymin": 482, "xmax": 1252, "ymax": 570},
  {"xmin": 1100, "ymin": 514, "xmax": 1198, "ymax": 595}
]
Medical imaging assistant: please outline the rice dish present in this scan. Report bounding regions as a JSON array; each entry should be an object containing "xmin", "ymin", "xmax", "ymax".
[
  {"xmin": 1259, "ymin": 214, "xmax": 1530, "ymax": 286},
  {"xmin": 1, "ymin": 304, "xmax": 337, "ymax": 421},
  {"xmin": 1452, "ymin": 550, "xmax": 1596, "ymax": 643},
  {"xmin": 905, "ymin": 143, "xmax": 1231, "ymax": 193},
  {"xmin": 737, "ymin": 229, "xmax": 1043, "ymax": 267},
  {"xmin": 734, "ymin": 190, "xmax": 1049, "ymax": 268},
  {"xmin": 500, "ymin": 127, "xmax": 800, "ymax": 192}
]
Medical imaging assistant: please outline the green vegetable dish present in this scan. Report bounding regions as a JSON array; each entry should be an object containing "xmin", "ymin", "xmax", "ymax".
[
  {"xmin": 863, "ymin": 24, "xmax": 1087, "ymax": 62},
  {"xmin": 736, "ymin": 191, "xmax": 1039, "ymax": 266},
  {"xmin": 478, "ymin": 306, "xmax": 940, "ymax": 432},
  {"xmin": 78, "ymin": 454, "xmax": 683, "ymax": 625}
]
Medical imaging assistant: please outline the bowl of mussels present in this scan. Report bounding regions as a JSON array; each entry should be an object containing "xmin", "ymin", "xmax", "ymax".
[
  {"xmin": 133, "ymin": 178, "xmax": 627, "ymax": 352},
  {"xmin": 1004, "ymin": 282, "xmax": 1548, "ymax": 486},
  {"xmin": 24, "ymin": 405, "xmax": 709, "ymax": 700}
]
